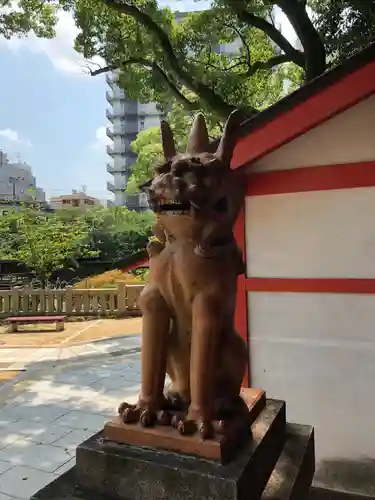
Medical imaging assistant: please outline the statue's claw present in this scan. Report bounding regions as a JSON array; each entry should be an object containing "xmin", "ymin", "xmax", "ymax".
[
  {"xmin": 118, "ymin": 400, "xmax": 158, "ymax": 427},
  {"xmin": 177, "ymin": 417, "xmax": 215, "ymax": 439},
  {"xmin": 122, "ymin": 406, "xmax": 141, "ymax": 424},
  {"xmin": 140, "ymin": 409, "xmax": 157, "ymax": 427},
  {"xmin": 118, "ymin": 401, "xmax": 134, "ymax": 415},
  {"xmin": 157, "ymin": 410, "xmax": 172, "ymax": 425}
]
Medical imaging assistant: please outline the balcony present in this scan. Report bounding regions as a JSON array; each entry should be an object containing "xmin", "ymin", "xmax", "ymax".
[
  {"xmin": 106, "ymin": 109, "xmax": 114, "ymax": 122},
  {"xmin": 106, "ymin": 163, "xmax": 115, "ymax": 174},
  {"xmin": 107, "ymin": 143, "xmax": 135, "ymax": 157},
  {"xmin": 106, "ymin": 73, "xmax": 117, "ymax": 85},
  {"xmin": 107, "ymin": 181, "xmax": 116, "ymax": 192},
  {"xmin": 106, "ymin": 91, "xmax": 114, "ymax": 104},
  {"xmin": 106, "ymin": 126, "xmax": 138, "ymax": 140},
  {"xmin": 106, "ymin": 89, "xmax": 127, "ymax": 103}
]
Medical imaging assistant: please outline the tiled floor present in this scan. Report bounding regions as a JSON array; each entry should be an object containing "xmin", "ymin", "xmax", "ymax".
[{"xmin": 0, "ymin": 335, "xmax": 142, "ymax": 499}]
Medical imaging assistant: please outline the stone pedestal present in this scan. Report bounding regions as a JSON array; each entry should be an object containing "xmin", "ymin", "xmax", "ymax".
[
  {"xmin": 103, "ymin": 388, "xmax": 265, "ymax": 464},
  {"xmin": 31, "ymin": 393, "xmax": 315, "ymax": 500}
]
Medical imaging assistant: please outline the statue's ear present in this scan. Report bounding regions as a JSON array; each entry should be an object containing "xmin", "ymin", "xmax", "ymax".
[
  {"xmin": 186, "ymin": 113, "xmax": 210, "ymax": 155},
  {"xmin": 161, "ymin": 121, "xmax": 177, "ymax": 161},
  {"xmin": 215, "ymin": 109, "xmax": 242, "ymax": 166}
]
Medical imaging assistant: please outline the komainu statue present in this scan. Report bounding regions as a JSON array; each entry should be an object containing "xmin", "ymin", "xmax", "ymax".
[{"xmin": 118, "ymin": 111, "xmax": 248, "ymax": 439}]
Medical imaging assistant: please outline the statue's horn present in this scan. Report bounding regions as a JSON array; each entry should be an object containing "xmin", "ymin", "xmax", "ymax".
[
  {"xmin": 160, "ymin": 121, "xmax": 177, "ymax": 161},
  {"xmin": 186, "ymin": 113, "xmax": 209, "ymax": 155},
  {"xmin": 215, "ymin": 109, "xmax": 242, "ymax": 166}
]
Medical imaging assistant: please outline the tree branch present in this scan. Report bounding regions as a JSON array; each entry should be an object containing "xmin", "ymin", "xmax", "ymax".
[
  {"xmin": 276, "ymin": 0, "xmax": 326, "ymax": 80},
  {"xmin": 221, "ymin": 21, "xmax": 251, "ymax": 66},
  {"xmin": 88, "ymin": 58, "xmax": 199, "ymax": 110},
  {"xmin": 241, "ymin": 53, "xmax": 292, "ymax": 77},
  {"xmin": 189, "ymin": 57, "xmax": 249, "ymax": 73},
  {"xmin": 88, "ymin": 65, "xmax": 113, "ymax": 76},
  {"xmin": 224, "ymin": 0, "xmax": 305, "ymax": 69},
  {"xmin": 99, "ymin": 0, "xmax": 247, "ymax": 118}
]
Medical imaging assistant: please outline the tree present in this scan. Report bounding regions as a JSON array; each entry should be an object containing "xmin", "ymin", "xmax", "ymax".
[
  {"xmin": 310, "ymin": 0, "xmax": 375, "ymax": 64},
  {"xmin": 0, "ymin": 208, "xmax": 97, "ymax": 286},
  {"xmin": 2, "ymin": 1, "xmax": 374, "ymax": 120},
  {"xmin": 81, "ymin": 205, "xmax": 155, "ymax": 260}
]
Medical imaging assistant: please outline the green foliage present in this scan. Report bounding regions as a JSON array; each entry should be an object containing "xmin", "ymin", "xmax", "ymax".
[
  {"xmin": 0, "ymin": 208, "xmax": 96, "ymax": 285},
  {"xmin": 0, "ymin": 205, "xmax": 154, "ymax": 283},
  {"xmin": 0, "ymin": 0, "xmax": 58, "ymax": 39},
  {"xmin": 2, "ymin": 0, "xmax": 375, "ymax": 122},
  {"xmin": 80, "ymin": 205, "xmax": 154, "ymax": 260},
  {"xmin": 310, "ymin": 0, "xmax": 375, "ymax": 64}
]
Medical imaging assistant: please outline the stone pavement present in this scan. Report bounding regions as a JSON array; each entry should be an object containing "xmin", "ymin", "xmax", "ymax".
[
  {"xmin": 0, "ymin": 334, "xmax": 143, "ymax": 499},
  {"xmin": 0, "ymin": 333, "xmax": 142, "ymax": 372}
]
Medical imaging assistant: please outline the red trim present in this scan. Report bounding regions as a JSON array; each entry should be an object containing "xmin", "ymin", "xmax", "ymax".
[
  {"xmin": 231, "ymin": 60, "xmax": 375, "ymax": 169},
  {"xmin": 246, "ymin": 161, "xmax": 375, "ymax": 196},
  {"xmin": 234, "ymin": 208, "xmax": 250, "ymax": 387},
  {"xmin": 120, "ymin": 257, "xmax": 149, "ymax": 273},
  {"xmin": 246, "ymin": 278, "xmax": 375, "ymax": 294}
]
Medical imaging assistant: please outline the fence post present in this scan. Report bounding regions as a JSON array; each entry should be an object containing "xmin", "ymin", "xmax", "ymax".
[
  {"xmin": 127, "ymin": 285, "xmax": 143, "ymax": 314},
  {"xmin": 11, "ymin": 286, "xmax": 21, "ymax": 315},
  {"xmin": 117, "ymin": 281, "xmax": 127, "ymax": 317},
  {"xmin": 65, "ymin": 286, "xmax": 73, "ymax": 315}
]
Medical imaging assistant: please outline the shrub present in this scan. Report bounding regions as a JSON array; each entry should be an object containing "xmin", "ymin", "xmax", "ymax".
[{"xmin": 74, "ymin": 269, "xmax": 145, "ymax": 289}]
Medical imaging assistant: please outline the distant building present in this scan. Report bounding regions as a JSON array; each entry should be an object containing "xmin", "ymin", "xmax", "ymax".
[
  {"xmin": 105, "ymin": 71, "xmax": 162, "ymax": 209},
  {"xmin": 0, "ymin": 150, "xmax": 45, "ymax": 202},
  {"xmin": 49, "ymin": 190, "xmax": 101, "ymax": 210}
]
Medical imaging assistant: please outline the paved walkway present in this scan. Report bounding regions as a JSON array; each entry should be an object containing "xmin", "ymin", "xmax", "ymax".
[
  {"xmin": 0, "ymin": 335, "xmax": 142, "ymax": 499},
  {"xmin": 0, "ymin": 333, "xmax": 142, "ymax": 371}
]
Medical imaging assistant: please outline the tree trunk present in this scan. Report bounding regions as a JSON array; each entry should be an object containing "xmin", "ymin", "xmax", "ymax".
[{"xmin": 278, "ymin": 0, "xmax": 326, "ymax": 81}]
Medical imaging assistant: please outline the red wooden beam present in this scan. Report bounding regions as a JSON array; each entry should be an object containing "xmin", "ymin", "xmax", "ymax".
[
  {"xmin": 245, "ymin": 278, "xmax": 375, "ymax": 294},
  {"xmin": 246, "ymin": 161, "xmax": 375, "ymax": 196}
]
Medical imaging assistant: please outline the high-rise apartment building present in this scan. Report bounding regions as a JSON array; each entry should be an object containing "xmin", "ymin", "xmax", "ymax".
[{"xmin": 105, "ymin": 73, "xmax": 163, "ymax": 208}]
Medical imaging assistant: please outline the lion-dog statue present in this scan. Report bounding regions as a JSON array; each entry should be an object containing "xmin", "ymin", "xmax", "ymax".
[{"xmin": 118, "ymin": 110, "xmax": 248, "ymax": 439}]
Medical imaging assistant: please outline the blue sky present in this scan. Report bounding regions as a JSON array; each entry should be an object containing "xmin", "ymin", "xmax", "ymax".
[{"xmin": 0, "ymin": 0, "xmax": 293, "ymax": 201}]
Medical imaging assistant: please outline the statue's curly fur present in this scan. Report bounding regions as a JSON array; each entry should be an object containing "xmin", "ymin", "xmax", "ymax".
[{"xmin": 118, "ymin": 112, "xmax": 248, "ymax": 439}]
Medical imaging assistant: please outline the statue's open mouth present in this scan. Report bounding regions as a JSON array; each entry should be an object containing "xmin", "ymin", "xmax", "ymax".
[{"xmin": 157, "ymin": 198, "xmax": 192, "ymax": 215}]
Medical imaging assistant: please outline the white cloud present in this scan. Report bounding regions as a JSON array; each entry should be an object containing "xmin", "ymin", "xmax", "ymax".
[
  {"xmin": 0, "ymin": 128, "xmax": 21, "ymax": 143},
  {"xmin": 0, "ymin": 10, "xmax": 104, "ymax": 76},
  {"xmin": 90, "ymin": 126, "xmax": 111, "ymax": 150},
  {"xmin": 0, "ymin": 128, "xmax": 32, "ymax": 146}
]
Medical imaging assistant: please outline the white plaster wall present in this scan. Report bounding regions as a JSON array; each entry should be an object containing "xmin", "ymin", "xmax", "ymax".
[
  {"xmin": 245, "ymin": 187, "xmax": 375, "ymax": 278},
  {"xmin": 248, "ymin": 291, "xmax": 375, "ymax": 494},
  {"xmin": 251, "ymin": 93, "xmax": 375, "ymax": 172}
]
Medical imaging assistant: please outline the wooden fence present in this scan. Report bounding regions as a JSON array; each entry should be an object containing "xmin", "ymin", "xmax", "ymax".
[{"xmin": 0, "ymin": 282, "xmax": 144, "ymax": 318}]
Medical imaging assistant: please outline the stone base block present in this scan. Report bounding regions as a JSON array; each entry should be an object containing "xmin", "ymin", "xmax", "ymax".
[
  {"xmin": 31, "ymin": 398, "xmax": 315, "ymax": 500},
  {"xmin": 103, "ymin": 387, "xmax": 266, "ymax": 464}
]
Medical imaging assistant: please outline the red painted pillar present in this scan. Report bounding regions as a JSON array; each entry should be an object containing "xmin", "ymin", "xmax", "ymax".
[{"xmin": 233, "ymin": 206, "xmax": 250, "ymax": 387}]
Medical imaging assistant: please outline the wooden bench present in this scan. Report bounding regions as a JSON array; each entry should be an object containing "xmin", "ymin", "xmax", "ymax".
[{"xmin": 6, "ymin": 316, "xmax": 66, "ymax": 333}]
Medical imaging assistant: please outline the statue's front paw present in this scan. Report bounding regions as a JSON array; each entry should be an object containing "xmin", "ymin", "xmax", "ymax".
[
  {"xmin": 176, "ymin": 415, "xmax": 215, "ymax": 439},
  {"xmin": 118, "ymin": 400, "xmax": 158, "ymax": 427}
]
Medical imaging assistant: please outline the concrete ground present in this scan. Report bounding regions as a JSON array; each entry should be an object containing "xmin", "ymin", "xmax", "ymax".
[
  {"xmin": 0, "ymin": 318, "xmax": 143, "ymax": 348},
  {"xmin": 0, "ymin": 334, "xmax": 142, "ymax": 499}
]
